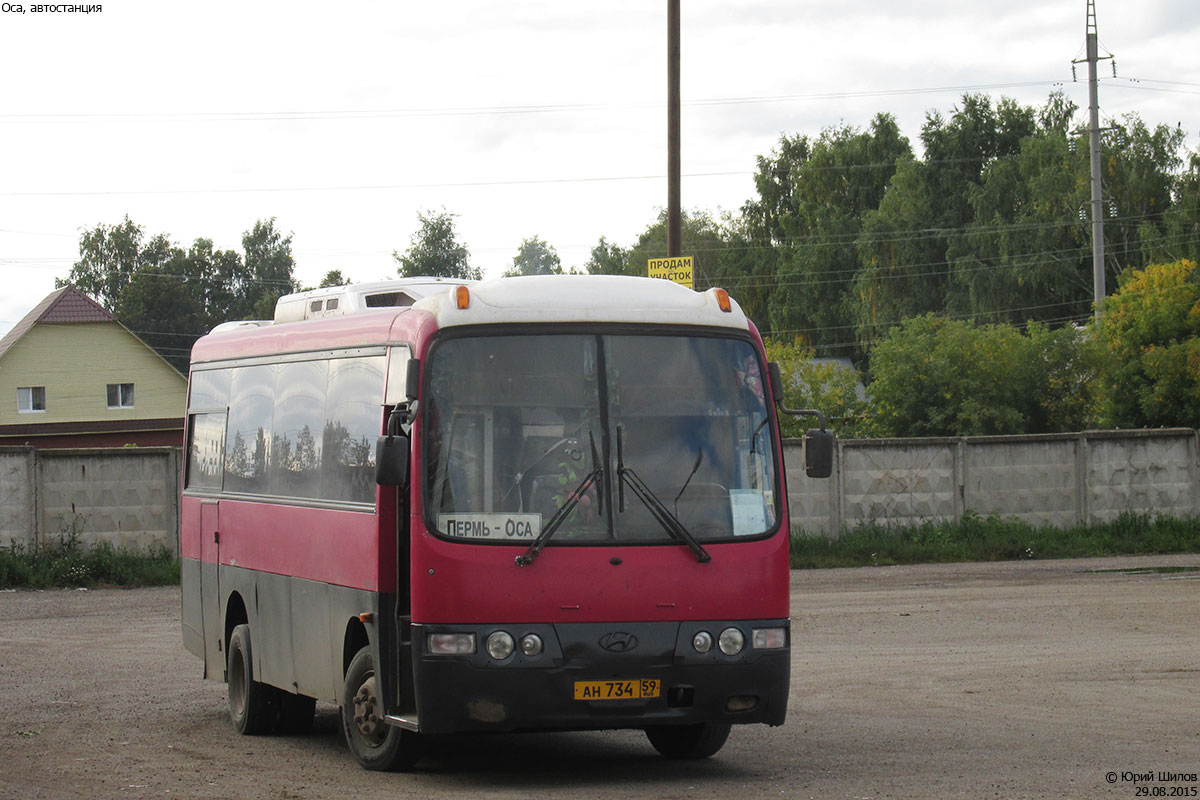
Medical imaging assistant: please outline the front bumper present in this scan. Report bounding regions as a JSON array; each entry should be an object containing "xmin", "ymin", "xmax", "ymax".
[{"xmin": 410, "ymin": 619, "xmax": 790, "ymax": 735}]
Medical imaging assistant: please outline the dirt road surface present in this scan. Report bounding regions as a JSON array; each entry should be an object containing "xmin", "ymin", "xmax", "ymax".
[{"xmin": 2, "ymin": 554, "xmax": 1197, "ymax": 800}]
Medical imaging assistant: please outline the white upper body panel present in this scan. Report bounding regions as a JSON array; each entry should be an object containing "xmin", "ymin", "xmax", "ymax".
[
  {"xmin": 413, "ymin": 275, "xmax": 749, "ymax": 331},
  {"xmin": 273, "ymin": 277, "xmax": 469, "ymax": 324}
]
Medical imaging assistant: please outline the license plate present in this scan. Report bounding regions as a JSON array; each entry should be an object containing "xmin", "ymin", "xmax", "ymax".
[{"xmin": 573, "ymin": 679, "xmax": 661, "ymax": 701}]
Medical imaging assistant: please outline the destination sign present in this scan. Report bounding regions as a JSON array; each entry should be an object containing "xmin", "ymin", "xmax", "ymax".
[{"xmin": 438, "ymin": 513, "xmax": 541, "ymax": 540}]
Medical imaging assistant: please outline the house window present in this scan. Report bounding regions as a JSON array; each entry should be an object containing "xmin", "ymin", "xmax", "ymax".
[
  {"xmin": 17, "ymin": 386, "xmax": 46, "ymax": 413},
  {"xmin": 107, "ymin": 383, "xmax": 135, "ymax": 409}
]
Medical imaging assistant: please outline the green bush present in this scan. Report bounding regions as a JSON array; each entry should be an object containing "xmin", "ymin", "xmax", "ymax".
[
  {"xmin": 790, "ymin": 511, "xmax": 1200, "ymax": 569},
  {"xmin": 0, "ymin": 535, "xmax": 179, "ymax": 590}
]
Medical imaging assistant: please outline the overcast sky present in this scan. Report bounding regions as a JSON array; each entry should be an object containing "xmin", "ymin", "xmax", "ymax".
[{"xmin": 2, "ymin": 0, "xmax": 1199, "ymax": 338}]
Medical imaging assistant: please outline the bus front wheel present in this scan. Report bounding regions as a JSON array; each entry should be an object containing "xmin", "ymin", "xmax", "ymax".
[
  {"xmin": 340, "ymin": 646, "xmax": 423, "ymax": 771},
  {"xmin": 645, "ymin": 722, "xmax": 732, "ymax": 759},
  {"xmin": 227, "ymin": 624, "xmax": 276, "ymax": 735}
]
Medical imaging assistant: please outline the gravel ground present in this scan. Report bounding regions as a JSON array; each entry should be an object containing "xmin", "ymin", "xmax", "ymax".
[{"xmin": 1, "ymin": 553, "xmax": 1197, "ymax": 799}]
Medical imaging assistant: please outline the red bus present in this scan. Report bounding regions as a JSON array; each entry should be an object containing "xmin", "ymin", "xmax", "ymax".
[{"xmin": 180, "ymin": 275, "xmax": 832, "ymax": 770}]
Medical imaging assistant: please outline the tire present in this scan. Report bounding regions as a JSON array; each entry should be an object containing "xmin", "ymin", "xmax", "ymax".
[
  {"xmin": 645, "ymin": 722, "xmax": 732, "ymax": 759},
  {"xmin": 341, "ymin": 646, "xmax": 423, "ymax": 771},
  {"xmin": 227, "ymin": 624, "xmax": 277, "ymax": 736},
  {"xmin": 275, "ymin": 692, "xmax": 316, "ymax": 735}
]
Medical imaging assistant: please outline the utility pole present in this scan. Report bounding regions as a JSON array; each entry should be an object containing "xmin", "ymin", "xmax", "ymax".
[
  {"xmin": 1074, "ymin": 0, "xmax": 1113, "ymax": 318},
  {"xmin": 667, "ymin": 0, "xmax": 681, "ymax": 258}
]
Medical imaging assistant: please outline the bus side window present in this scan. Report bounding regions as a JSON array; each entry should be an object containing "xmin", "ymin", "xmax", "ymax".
[
  {"xmin": 189, "ymin": 368, "xmax": 230, "ymax": 410},
  {"xmin": 324, "ymin": 356, "xmax": 386, "ymax": 503},
  {"xmin": 186, "ymin": 412, "xmax": 227, "ymax": 491},
  {"xmin": 225, "ymin": 364, "xmax": 276, "ymax": 496},
  {"xmin": 270, "ymin": 360, "xmax": 327, "ymax": 500}
]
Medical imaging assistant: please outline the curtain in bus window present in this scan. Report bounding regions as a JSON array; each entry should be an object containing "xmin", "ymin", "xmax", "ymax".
[
  {"xmin": 323, "ymin": 356, "xmax": 385, "ymax": 503},
  {"xmin": 225, "ymin": 364, "xmax": 276, "ymax": 495},
  {"xmin": 271, "ymin": 360, "xmax": 327, "ymax": 500}
]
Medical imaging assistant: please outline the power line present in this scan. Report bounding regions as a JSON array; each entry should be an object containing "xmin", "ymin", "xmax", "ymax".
[
  {"xmin": 1, "ymin": 122, "xmax": 1189, "ymax": 199},
  {"xmin": 0, "ymin": 80, "xmax": 1069, "ymax": 125},
  {"xmin": 768, "ymin": 299, "xmax": 1095, "ymax": 349},
  {"xmin": 6, "ymin": 209, "xmax": 1195, "ymax": 286},
  {"xmin": 0, "ymin": 171, "xmax": 745, "ymax": 198},
  {"xmin": 1102, "ymin": 76, "xmax": 1200, "ymax": 96}
]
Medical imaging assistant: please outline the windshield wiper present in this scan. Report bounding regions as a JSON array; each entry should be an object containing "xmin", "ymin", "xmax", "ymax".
[
  {"xmin": 515, "ymin": 433, "xmax": 603, "ymax": 567},
  {"xmin": 616, "ymin": 426, "xmax": 711, "ymax": 563},
  {"xmin": 501, "ymin": 433, "xmax": 582, "ymax": 508}
]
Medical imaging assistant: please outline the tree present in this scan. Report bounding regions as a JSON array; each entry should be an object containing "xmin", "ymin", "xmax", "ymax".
[
  {"xmin": 319, "ymin": 269, "xmax": 348, "ymax": 288},
  {"xmin": 393, "ymin": 210, "xmax": 480, "ymax": 280},
  {"xmin": 750, "ymin": 115, "xmax": 911, "ymax": 358},
  {"xmin": 713, "ymin": 213, "xmax": 776, "ymax": 334},
  {"xmin": 944, "ymin": 96, "xmax": 1091, "ymax": 326},
  {"xmin": 117, "ymin": 238, "xmax": 242, "ymax": 372},
  {"xmin": 624, "ymin": 208, "xmax": 727, "ymax": 291},
  {"xmin": 851, "ymin": 156, "xmax": 946, "ymax": 345},
  {"xmin": 1101, "ymin": 116, "xmax": 1186, "ymax": 276},
  {"xmin": 1094, "ymin": 259, "xmax": 1200, "ymax": 428},
  {"xmin": 61, "ymin": 216, "xmax": 173, "ymax": 308},
  {"xmin": 853, "ymin": 95, "xmax": 1037, "ymax": 347},
  {"xmin": 504, "ymin": 236, "xmax": 562, "ymax": 277},
  {"xmin": 1150, "ymin": 151, "xmax": 1200, "ymax": 267},
  {"xmin": 59, "ymin": 217, "xmax": 296, "ymax": 372},
  {"xmin": 764, "ymin": 338, "xmax": 867, "ymax": 437},
  {"xmin": 863, "ymin": 315, "xmax": 1077, "ymax": 437},
  {"xmin": 584, "ymin": 236, "xmax": 629, "ymax": 275},
  {"xmin": 241, "ymin": 218, "xmax": 298, "ymax": 319}
]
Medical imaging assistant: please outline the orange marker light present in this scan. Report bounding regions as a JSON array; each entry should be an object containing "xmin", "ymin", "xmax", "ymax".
[
  {"xmin": 714, "ymin": 288, "xmax": 732, "ymax": 313},
  {"xmin": 455, "ymin": 285, "xmax": 471, "ymax": 309}
]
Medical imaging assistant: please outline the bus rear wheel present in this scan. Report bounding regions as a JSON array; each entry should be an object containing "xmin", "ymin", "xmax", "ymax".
[
  {"xmin": 227, "ymin": 624, "xmax": 277, "ymax": 735},
  {"xmin": 645, "ymin": 722, "xmax": 731, "ymax": 759},
  {"xmin": 340, "ymin": 646, "xmax": 422, "ymax": 771}
]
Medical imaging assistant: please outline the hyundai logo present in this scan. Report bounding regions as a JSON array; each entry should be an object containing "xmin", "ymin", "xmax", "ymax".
[{"xmin": 599, "ymin": 632, "xmax": 639, "ymax": 652}]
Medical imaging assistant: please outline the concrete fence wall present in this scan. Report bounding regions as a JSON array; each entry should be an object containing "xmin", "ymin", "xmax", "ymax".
[
  {"xmin": 2, "ymin": 429, "xmax": 1197, "ymax": 552},
  {"xmin": 0, "ymin": 447, "xmax": 181, "ymax": 554},
  {"xmin": 784, "ymin": 428, "xmax": 1200, "ymax": 535}
]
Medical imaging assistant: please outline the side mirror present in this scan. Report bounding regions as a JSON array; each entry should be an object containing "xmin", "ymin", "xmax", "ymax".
[
  {"xmin": 768, "ymin": 361, "xmax": 785, "ymax": 404},
  {"xmin": 804, "ymin": 428, "xmax": 833, "ymax": 479},
  {"xmin": 770, "ymin": 360, "xmax": 835, "ymax": 478},
  {"xmin": 405, "ymin": 358, "xmax": 420, "ymax": 401},
  {"xmin": 376, "ymin": 429, "xmax": 409, "ymax": 486}
]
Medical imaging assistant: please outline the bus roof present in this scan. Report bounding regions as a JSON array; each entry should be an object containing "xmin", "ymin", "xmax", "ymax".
[
  {"xmin": 416, "ymin": 275, "xmax": 749, "ymax": 330},
  {"xmin": 191, "ymin": 275, "xmax": 750, "ymax": 365}
]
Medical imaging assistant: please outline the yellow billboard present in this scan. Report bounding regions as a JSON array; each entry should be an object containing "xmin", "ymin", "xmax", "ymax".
[{"xmin": 647, "ymin": 256, "xmax": 693, "ymax": 289}]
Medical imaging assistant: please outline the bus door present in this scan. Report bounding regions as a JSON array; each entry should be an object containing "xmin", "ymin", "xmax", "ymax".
[{"xmin": 199, "ymin": 499, "xmax": 224, "ymax": 679}]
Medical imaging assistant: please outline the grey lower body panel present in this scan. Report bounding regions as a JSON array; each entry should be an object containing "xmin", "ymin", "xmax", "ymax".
[{"xmin": 181, "ymin": 559, "xmax": 379, "ymax": 703}]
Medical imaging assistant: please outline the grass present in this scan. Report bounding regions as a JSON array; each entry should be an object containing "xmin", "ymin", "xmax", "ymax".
[
  {"xmin": 790, "ymin": 511, "xmax": 1200, "ymax": 570},
  {"xmin": 0, "ymin": 532, "xmax": 179, "ymax": 590},
  {"xmin": 5, "ymin": 511, "xmax": 1198, "ymax": 587}
]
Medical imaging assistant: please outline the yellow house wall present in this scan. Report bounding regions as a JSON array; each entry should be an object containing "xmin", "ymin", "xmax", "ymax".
[{"xmin": 0, "ymin": 322, "xmax": 186, "ymax": 426}]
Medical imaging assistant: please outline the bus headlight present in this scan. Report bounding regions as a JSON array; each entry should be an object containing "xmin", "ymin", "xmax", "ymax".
[
  {"xmin": 752, "ymin": 627, "xmax": 787, "ymax": 649},
  {"xmin": 486, "ymin": 631, "xmax": 515, "ymax": 660},
  {"xmin": 427, "ymin": 632, "xmax": 476, "ymax": 655},
  {"xmin": 692, "ymin": 630, "xmax": 713, "ymax": 654},
  {"xmin": 718, "ymin": 627, "xmax": 745, "ymax": 655},
  {"xmin": 519, "ymin": 633, "xmax": 544, "ymax": 657}
]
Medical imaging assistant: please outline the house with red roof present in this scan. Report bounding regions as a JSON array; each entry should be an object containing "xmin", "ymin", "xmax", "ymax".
[{"xmin": 0, "ymin": 286, "xmax": 186, "ymax": 448}]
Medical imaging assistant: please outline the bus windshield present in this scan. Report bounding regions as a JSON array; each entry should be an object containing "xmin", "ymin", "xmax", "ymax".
[{"xmin": 425, "ymin": 332, "xmax": 778, "ymax": 545}]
